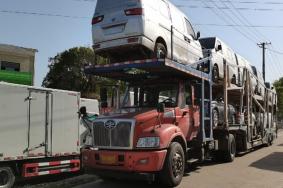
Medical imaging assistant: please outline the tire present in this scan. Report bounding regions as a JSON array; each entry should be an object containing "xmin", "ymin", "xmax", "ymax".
[
  {"xmin": 212, "ymin": 109, "xmax": 219, "ymax": 127},
  {"xmin": 154, "ymin": 43, "xmax": 167, "ymax": 59},
  {"xmin": 223, "ymin": 134, "xmax": 236, "ymax": 162},
  {"xmin": 0, "ymin": 167, "xmax": 15, "ymax": 188},
  {"xmin": 159, "ymin": 142, "xmax": 185, "ymax": 187},
  {"xmin": 266, "ymin": 134, "xmax": 273, "ymax": 147},
  {"xmin": 212, "ymin": 65, "xmax": 219, "ymax": 82}
]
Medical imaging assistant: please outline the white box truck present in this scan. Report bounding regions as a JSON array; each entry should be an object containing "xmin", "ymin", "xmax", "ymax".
[{"xmin": 0, "ymin": 82, "xmax": 81, "ymax": 188}]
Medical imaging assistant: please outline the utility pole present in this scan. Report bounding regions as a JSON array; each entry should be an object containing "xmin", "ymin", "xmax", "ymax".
[{"xmin": 257, "ymin": 42, "xmax": 271, "ymax": 82}]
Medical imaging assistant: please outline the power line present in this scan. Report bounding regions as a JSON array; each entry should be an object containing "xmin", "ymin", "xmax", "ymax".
[
  {"xmin": 200, "ymin": 0, "xmax": 258, "ymax": 44},
  {"xmin": 176, "ymin": 5, "xmax": 283, "ymax": 11},
  {"xmin": 218, "ymin": 0, "xmax": 261, "ymax": 42},
  {"xmin": 0, "ymin": 10, "xmax": 89, "ymax": 19},
  {"xmin": 193, "ymin": 23, "xmax": 283, "ymax": 29},
  {"xmin": 177, "ymin": 0, "xmax": 283, "ymax": 5},
  {"xmin": 223, "ymin": 0, "xmax": 267, "ymax": 41},
  {"xmin": 268, "ymin": 48, "xmax": 283, "ymax": 55},
  {"xmin": 2, "ymin": 9, "xmax": 283, "ymax": 30}
]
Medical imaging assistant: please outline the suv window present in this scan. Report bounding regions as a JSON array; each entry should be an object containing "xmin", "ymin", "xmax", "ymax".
[{"xmin": 185, "ymin": 18, "xmax": 195, "ymax": 38}]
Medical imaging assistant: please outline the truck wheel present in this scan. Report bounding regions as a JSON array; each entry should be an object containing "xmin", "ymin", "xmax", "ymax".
[
  {"xmin": 154, "ymin": 43, "xmax": 167, "ymax": 59},
  {"xmin": 0, "ymin": 167, "xmax": 15, "ymax": 188},
  {"xmin": 160, "ymin": 142, "xmax": 185, "ymax": 187},
  {"xmin": 224, "ymin": 134, "xmax": 236, "ymax": 162},
  {"xmin": 269, "ymin": 135, "xmax": 274, "ymax": 146},
  {"xmin": 266, "ymin": 134, "xmax": 273, "ymax": 147}
]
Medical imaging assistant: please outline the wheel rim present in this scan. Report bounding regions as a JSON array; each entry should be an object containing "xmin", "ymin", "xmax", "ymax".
[
  {"xmin": 213, "ymin": 111, "xmax": 219, "ymax": 127},
  {"xmin": 172, "ymin": 152, "xmax": 183, "ymax": 178},
  {"xmin": 0, "ymin": 169, "xmax": 9, "ymax": 186},
  {"xmin": 156, "ymin": 48, "xmax": 166, "ymax": 59}
]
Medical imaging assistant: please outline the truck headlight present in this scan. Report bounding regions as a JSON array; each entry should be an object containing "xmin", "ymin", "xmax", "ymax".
[{"xmin": 136, "ymin": 137, "xmax": 160, "ymax": 148}]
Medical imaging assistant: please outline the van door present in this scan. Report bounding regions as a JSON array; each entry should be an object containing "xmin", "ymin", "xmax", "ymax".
[
  {"xmin": 170, "ymin": 5, "xmax": 189, "ymax": 64},
  {"xmin": 26, "ymin": 89, "xmax": 50, "ymax": 157},
  {"xmin": 184, "ymin": 18, "xmax": 201, "ymax": 64}
]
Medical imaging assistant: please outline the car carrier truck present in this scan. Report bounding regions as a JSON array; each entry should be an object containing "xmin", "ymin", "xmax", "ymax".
[
  {"xmin": 81, "ymin": 57, "xmax": 277, "ymax": 187},
  {"xmin": 0, "ymin": 82, "xmax": 81, "ymax": 188}
]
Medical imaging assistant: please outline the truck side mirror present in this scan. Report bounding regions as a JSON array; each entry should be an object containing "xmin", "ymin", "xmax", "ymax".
[
  {"xmin": 157, "ymin": 103, "xmax": 165, "ymax": 113},
  {"xmin": 100, "ymin": 88, "xmax": 108, "ymax": 108},
  {"xmin": 79, "ymin": 106, "xmax": 87, "ymax": 117}
]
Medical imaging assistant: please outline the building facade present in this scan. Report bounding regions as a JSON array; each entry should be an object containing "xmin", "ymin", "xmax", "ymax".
[{"xmin": 0, "ymin": 44, "xmax": 37, "ymax": 86}]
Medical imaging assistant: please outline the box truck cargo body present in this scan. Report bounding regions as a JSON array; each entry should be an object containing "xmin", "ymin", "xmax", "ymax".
[{"xmin": 0, "ymin": 82, "xmax": 81, "ymax": 187}]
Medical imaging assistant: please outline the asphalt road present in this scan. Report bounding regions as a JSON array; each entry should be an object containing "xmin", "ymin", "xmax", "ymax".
[{"xmin": 15, "ymin": 131, "xmax": 283, "ymax": 188}]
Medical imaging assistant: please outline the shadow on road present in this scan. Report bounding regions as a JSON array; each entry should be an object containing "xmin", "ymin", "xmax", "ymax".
[
  {"xmin": 14, "ymin": 173, "xmax": 97, "ymax": 188},
  {"xmin": 78, "ymin": 179, "xmax": 165, "ymax": 188},
  {"xmin": 250, "ymin": 152, "xmax": 283, "ymax": 173}
]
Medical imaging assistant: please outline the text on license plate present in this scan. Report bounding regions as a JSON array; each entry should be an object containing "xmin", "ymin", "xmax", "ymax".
[{"xmin": 100, "ymin": 155, "xmax": 116, "ymax": 165}]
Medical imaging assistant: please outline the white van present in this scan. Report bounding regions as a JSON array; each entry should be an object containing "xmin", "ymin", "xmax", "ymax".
[
  {"xmin": 251, "ymin": 66, "xmax": 266, "ymax": 98},
  {"xmin": 92, "ymin": 0, "xmax": 203, "ymax": 64},
  {"xmin": 199, "ymin": 37, "xmax": 239, "ymax": 84}
]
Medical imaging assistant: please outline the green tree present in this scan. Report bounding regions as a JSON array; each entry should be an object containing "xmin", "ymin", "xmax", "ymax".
[
  {"xmin": 274, "ymin": 77, "xmax": 283, "ymax": 119},
  {"xmin": 42, "ymin": 47, "xmax": 108, "ymax": 98}
]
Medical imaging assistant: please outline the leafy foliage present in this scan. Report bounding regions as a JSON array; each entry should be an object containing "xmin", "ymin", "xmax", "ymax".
[
  {"xmin": 42, "ymin": 47, "xmax": 109, "ymax": 98},
  {"xmin": 273, "ymin": 77, "xmax": 283, "ymax": 119}
]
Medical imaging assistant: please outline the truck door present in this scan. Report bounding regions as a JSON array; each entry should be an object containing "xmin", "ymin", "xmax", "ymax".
[{"xmin": 26, "ymin": 89, "xmax": 50, "ymax": 157}]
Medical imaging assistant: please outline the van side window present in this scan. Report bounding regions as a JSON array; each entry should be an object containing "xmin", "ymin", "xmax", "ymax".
[
  {"xmin": 185, "ymin": 19, "xmax": 195, "ymax": 38},
  {"xmin": 159, "ymin": 0, "xmax": 170, "ymax": 19}
]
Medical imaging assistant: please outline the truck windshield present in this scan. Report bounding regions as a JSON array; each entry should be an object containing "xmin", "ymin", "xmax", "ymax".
[{"xmin": 122, "ymin": 84, "xmax": 178, "ymax": 108}]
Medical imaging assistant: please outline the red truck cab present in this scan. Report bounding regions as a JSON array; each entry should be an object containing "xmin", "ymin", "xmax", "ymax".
[{"xmin": 82, "ymin": 77, "xmax": 202, "ymax": 186}]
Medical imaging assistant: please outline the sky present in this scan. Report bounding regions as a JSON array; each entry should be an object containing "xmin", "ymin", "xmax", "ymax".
[{"xmin": 0, "ymin": 0, "xmax": 282, "ymax": 86}]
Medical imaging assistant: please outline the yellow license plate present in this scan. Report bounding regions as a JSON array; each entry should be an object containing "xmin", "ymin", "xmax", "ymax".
[{"xmin": 100, "ymin": 155, "xmax": 116, "ymax": 165}]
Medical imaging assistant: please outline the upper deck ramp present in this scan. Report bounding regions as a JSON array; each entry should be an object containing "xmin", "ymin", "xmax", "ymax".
[{"xmin": 84, "ymin": 58, "xmax": 211, "ymax": 82}]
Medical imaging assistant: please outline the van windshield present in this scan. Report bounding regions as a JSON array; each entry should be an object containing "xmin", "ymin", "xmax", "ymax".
[
  {"xmin": 95, "ymin": 0, "xmax": 139, "ymax": 13},
  {"xmin": 199, "ymin": 38, "xmax": 216, "ymax": 50}
]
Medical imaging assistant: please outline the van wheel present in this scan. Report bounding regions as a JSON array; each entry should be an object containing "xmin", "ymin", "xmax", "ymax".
[
  {"xmin": 223, "ymin": 134, "xmax": 236, "ymax": 162},
  {"xmin": 159, "ymin": 142, "xmax": 185, "ymax": 187},
  {"xmin": 212, "ymin": 65, "xmax": 219, "ymax": 82},
  {"xmin": 0, "ymin": 167, "xmax": 15, "ymax": 188},
  {"xmin": 154, "ymin": 43, "xmax": 167, "ymax": 59}
]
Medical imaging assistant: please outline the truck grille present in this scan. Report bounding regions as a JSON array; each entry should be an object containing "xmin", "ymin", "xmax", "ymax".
[{"xmin": 92, "ymin": 120, "xmax": 133, "ymax": 149}]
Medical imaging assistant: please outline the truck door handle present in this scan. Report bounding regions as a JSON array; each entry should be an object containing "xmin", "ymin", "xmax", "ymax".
[{"xmin": 24, "ymin": 96, "xmax": 36, "ymax": 102}]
